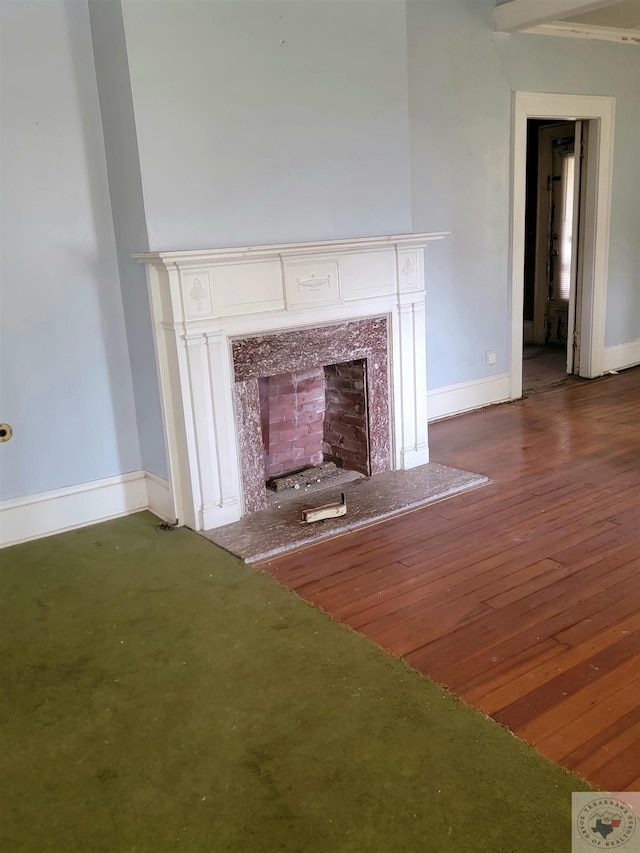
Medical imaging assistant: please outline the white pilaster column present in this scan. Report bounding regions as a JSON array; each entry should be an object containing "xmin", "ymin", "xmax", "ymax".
[
  {"xmin": 203, "ymin": 331, "xmax": 242, "ymax": 526},
  {"xmin": 183, "ymin": 332, "xmax": 242, "ymax": 530},
  {"xmin": 182, "ymin": 333, "xmax": 210, "ymax": 528},
  {"xmin": 395, "ymin": 295, "xmax": 429, "ymax": 469}
]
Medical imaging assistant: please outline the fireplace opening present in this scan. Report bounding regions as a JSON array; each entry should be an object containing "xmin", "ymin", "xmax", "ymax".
[
  {"xmin": 258, "ymin": 360, "xmax": 370, "ymax": 491},
  {"xmin": 232, "ymin": 317, "xmax": 390, "ymax": 515}
]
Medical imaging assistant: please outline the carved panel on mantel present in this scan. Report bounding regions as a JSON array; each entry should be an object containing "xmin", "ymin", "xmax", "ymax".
[
  {"xmin": 399, "ymin": 252, "xmax": 421, "ymax": 292},
  {"xmin": 184, "ymin": 272, "xmax": 213, "ymax": 318},
  {"xmin": 283, "ymin": 259, "xmax": 340, "ymax": 308}
]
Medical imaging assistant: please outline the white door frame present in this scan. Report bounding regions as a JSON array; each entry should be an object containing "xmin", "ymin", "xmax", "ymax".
[{"xmin": 509, "ymin": 92, "xmax": 615, "ymax": 400}]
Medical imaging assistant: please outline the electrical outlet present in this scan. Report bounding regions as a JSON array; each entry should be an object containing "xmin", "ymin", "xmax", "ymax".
[{"xmin": 485, "ymin": 350, "xmax": 497, "ymax": 366}]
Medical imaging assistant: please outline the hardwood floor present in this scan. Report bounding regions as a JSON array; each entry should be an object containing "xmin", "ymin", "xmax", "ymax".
[{"xmin": 258, "ymin": 368, "xmax": 640, "ymax": 792}]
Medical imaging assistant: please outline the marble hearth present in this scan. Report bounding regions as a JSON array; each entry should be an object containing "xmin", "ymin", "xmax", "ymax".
[{"xmin": 136, "ymin": 232, "xmax": 448, "ymax": 531}]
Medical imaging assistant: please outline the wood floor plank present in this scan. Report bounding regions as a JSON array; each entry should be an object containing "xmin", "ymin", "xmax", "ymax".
[
  {"xmin": 430, "ymin": 583, "xmax": 640, "ymax": 698},
  {"xmin": 255, "ymin": 368, "xmax": 640, "ymax": 791},
  {"xmin": 404, "ymin": 546, "xmax": 640, "ymax": 677},
  {"xmin": 621, "ymin": 774, "xmax": 640, "ymax": 793},
  {"xmin": 396, "ymin": 484, "xmax": 633, "ymax": 569},
  {"xmin": 572, "ymin": 712, "xmax": 640, "ymax": 790},
  {"xmin": 514, "ymin": 661, "xmax": 640, "ymax": 753},
  {"xmin": 564, "ymin": 706, "xmax": 640, "ymax": 770},
  {"xmin": 468, "ymin": 610, "xmax": 640, "ymax": 713},
  {"xmin": 491, "ymin": 630, "xmax": 640, "ymax": 730},
  {"xmin": 341, "ymin": 558, "xmax": 562, "ymax": 629},
  {"xmin": 588, "ymin": 741, "xmax": 640, "ymax": 792},
  {"xmin": 533, "ymin": 673, "xmax": 640, "ymax": 779}
]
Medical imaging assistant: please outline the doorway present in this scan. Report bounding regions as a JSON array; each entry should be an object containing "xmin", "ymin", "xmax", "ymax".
[
  {"xmin": 522, "ymin": 119, "xmax": 586, "ymax": 392},
  {"xmin": 509, "ymin": 92, "xmax": 615, "ymax": 401}
]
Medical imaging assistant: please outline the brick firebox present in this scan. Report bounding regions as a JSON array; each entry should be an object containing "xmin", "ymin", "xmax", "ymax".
[{"xmin": 259, "ymin": 360, "xmax": 369, "ymax": 482}]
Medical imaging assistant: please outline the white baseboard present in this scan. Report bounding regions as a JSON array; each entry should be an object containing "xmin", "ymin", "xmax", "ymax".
[
  {"xmin": 602, "ymin": 340, "xmax": 640, "ymax": 374},
  {"xmin": 428, "ymin": 372, "xmax": 511, "ymax": 422},
  {"xmin": 0, "ymin": 470, "xmax": 174, "ymax": 548},
  {"xmin": 0, "ymin": 471, "xmax": 148, "ymax": 548},
  {"xmin": 145, "ymin": 472, "xmax": 174, "ymax": 523}
]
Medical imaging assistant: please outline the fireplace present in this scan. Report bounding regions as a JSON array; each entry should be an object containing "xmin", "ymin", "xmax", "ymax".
[{"xmin": 136, "ymin": 232, "xmax": 448, "ymax": 530}]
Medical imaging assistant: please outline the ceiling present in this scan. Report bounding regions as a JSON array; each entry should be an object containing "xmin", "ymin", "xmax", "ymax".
[{"xmin": 495, "ymin": 0, "xmax": 640, "ymax": 43}]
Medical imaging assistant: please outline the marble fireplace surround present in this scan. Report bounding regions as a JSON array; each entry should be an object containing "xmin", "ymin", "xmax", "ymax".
[
  {"xmin": 233, "ymin": 317, "xmax": 389, "ymax": 514},
  {"xmin": 136, "ymin": 232, "xmax": 448, "ymax": 531}
]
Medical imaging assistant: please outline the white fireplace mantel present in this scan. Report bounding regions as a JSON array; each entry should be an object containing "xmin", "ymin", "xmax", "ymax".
[{"xmin": 136, "ymin": 232, "xmax": 448, "ymax": 531}]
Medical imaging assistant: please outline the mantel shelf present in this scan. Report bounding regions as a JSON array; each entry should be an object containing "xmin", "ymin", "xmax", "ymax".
[{"xmin": 134, "ymin": 231, "xmax": 449, "ymax": 267}]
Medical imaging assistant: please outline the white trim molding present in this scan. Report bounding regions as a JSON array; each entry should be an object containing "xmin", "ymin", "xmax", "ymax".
[
  {"xmin": 0, "ymin": 472, "xmax": 148, "ymax": 548},
  {"xmin": 510, "ymin": 92, "xmax": 615, "ymax": 401},
  {"xmin": 602, "ymin": 340, "xmax": 640, "ymax": 373},
  {"xmin": 0, "ymin": 470, "xmax": 174, "ymax": 548},
  {"xmin": 427, "ymin": 373, "xmax": 511, "ymax": 422},
  {"xmin": 145, "ymin": 471, "xmax": 174, "ymax": 523},
  {"xmin": 495, "ymin": 0, "xmax": 623, "ymax": 33},
  {"xmin": 526, "ymin": 21, "xmax": 640, "ymax": 44}
]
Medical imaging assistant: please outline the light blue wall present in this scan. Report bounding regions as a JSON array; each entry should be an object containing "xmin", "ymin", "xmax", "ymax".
[
  {"xmin": 497, "ymin": 24, "xmax": 640, "ymax": 350},
  {"xmin": 2, "ymin": 0, "xmax": 638, "ymax": 508},
  {"xmin": 88, "ymin": 0, "xmax": 167, "ymax": 479},
  {"xmin": 120, "ymin": 0, "xmax": 412, "ymax": 250},
  {"xmin": 0, "ymin": 0, "xmax": 141, "ymax": 501},
  {"xmin": 407, "ymin": 0, "xmax": 640, "ymax": 389}
]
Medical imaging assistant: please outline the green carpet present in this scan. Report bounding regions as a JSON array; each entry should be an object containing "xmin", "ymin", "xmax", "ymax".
[{"xmin": 1, "ymin": 512, "xmax": 593, "ymax": 852}]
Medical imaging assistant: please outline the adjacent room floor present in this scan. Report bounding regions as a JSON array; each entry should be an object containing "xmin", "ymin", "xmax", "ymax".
[
  {"xmin": 522, "ymin": 343, "xmax": 569, "ymax": 392},
  {"xmin": 259, "ymin": 366, "xmax": 640, "ymax": 792}
]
